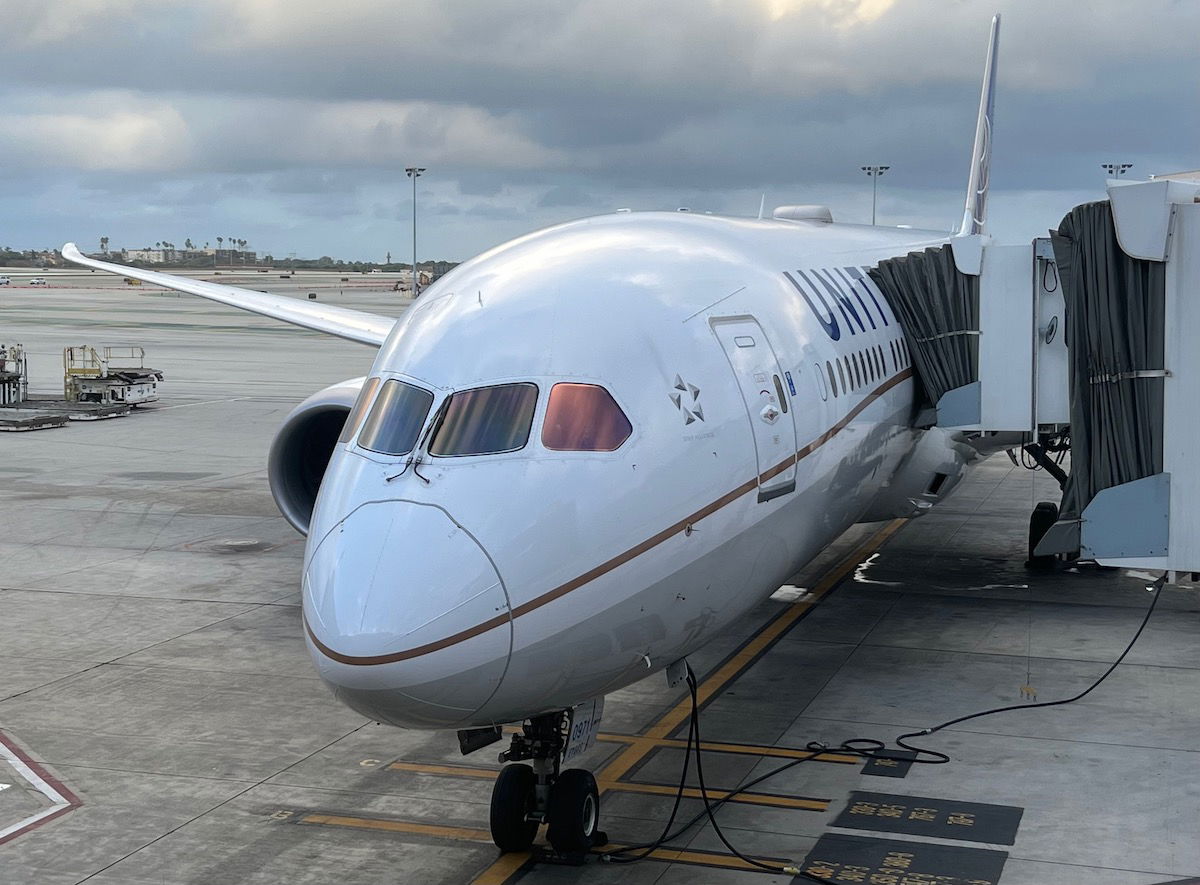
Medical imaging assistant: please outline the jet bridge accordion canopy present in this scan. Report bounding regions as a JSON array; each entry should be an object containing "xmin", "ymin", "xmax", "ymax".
[
  {"xmin": 1050, "ymin": 200, "xmax": 1165, "ymax": 528},
  {"xmin": 869, "ymin": 245, "xmax": 980, "ymax": 424}
]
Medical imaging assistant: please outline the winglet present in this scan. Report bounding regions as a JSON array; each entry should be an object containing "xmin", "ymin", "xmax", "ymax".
[{"xmin": 956, "ymin": 14, "xmax": 1000, "ymax": 237}]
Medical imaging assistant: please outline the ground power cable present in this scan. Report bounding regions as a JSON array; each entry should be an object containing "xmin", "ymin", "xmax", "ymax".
[
  {"xmin": 600, "ymin": 665, "xmax": 823, "ymax": 879},
  {"xmin": 599, "ymin": 695, "xmax": 698, "ymax": 863},
  {"xmin": 892, "ymin": 572, "xmax": 1166, "ymax": 762},
  {"xmin": 601, "ymin": 574, "xmax": 1166, "ymax": 878}
]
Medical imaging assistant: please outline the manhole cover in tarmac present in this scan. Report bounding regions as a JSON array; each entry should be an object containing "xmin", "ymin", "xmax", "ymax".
[{"xmin": 0, "ymin": 729, "xmax": 81, "ymax": 845}]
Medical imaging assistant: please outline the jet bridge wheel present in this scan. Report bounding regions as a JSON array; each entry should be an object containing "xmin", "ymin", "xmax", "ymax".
[
  {"xmin": 546, "ymin": 768, "xmax": 600, "ymax": 854},
  {"xmin": 1027, "ymin": 501, "xmax": 1059, "ymax": 569},
  {"xmin": 490, "ymin": 763, "xmax": 539, "ymax": 852}
]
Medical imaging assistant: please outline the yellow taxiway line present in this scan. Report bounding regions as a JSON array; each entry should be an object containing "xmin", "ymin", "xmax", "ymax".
[
  {"xmin": 596, "ymin": 732, "xmax": 861, "ymax": 765},
  {"xmin": 299, "ymin": 813, "xmax": 493, "ymax": 843},
  {"xmin": 300, "ymin": 814, "xmax": 787, "ymax": 876},
  {"xmin": 597, "ymin": 842, "xmax": 789, "ymax": 872},
  {"xmin": 604, "ymin": 780, "xmax": 827, "ymax": 811},
  {"xmin": 386, "ymin": 760, "xmax": 829, "ymax": 810}
]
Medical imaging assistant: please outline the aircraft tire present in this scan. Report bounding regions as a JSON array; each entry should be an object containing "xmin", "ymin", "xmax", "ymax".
[
  {"xmin": 546, "ymin": 768, "xmax": 599, "ymax": 854},
  {"xmin": 1027, "ymin": 501, "xmax": 1059, "ymax": 569},
  {"xmin": 489, "ymin": 763, "xmax": 538, "ymax": 852}
]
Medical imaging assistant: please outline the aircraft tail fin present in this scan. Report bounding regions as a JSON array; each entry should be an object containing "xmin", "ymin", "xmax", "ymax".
[{"xmin": 956, "ymin": 14, "xmax": 1001, "ymax": 237}]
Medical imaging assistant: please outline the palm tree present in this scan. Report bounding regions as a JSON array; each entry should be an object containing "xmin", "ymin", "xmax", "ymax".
[
  {"xmin": 185, "ymin": 238, "xmax": 194, "ymax": 250},
  {"xmin": 100, "ymin": 237, "xmax": 109, "ymax": 254}
]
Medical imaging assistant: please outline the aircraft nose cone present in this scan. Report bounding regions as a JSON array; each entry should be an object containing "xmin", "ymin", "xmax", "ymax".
[{"xmin": 303, "ymin": 501, "xmax": 512, "ymax": 728}]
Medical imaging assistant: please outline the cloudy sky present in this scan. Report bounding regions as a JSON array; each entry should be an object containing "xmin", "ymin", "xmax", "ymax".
[{"xmin": 1, "ymin": 0, "xmax": 1197, "ymax": 262}]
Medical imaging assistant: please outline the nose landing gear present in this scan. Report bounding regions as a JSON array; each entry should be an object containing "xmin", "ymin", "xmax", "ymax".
[{"xmin": 489, "ymin": 710, "xmax": 606, "ymax": 859}]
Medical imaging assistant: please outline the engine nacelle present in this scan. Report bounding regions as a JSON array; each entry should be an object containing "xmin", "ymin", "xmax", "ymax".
[
  {"xmin": 860, "ymin": 427, "xmax": 980, "ymax": 521},
  {"xmin": 268, "ymin": 377, "xmax": 365, "ymax": 535}
]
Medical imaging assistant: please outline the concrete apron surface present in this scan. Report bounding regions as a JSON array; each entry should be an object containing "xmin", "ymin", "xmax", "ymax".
[{"xmin": 2, "ymin": 280, "xmax": 1199, "ymax": 884}]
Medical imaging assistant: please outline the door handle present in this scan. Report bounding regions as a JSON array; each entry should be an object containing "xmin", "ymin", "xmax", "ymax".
[{"xmin": 760, "ymin": 404, "xmax": 780, "ymax": 424}]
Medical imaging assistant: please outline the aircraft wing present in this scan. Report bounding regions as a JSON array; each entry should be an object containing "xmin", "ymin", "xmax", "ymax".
[{"xmin": 61, "ymin": 243, "xmax": 395, "ymax": 346}]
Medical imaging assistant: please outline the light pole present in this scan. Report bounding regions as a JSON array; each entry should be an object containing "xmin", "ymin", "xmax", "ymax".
[
  {"xmin": 860, "ymin": 165, "xmax": 890, "ymax": 225},
  {"xmin": 1101, "ymin": 163, "xmax": 1133, "ymax": 180},
  {"xmin": 405, "ymin": 167, "xmax": 426, "ymax": 296}
]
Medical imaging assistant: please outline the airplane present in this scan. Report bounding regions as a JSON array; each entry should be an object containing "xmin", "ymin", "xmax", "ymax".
[{"xmin": 63, "ymin": 15, "xmax": 1002, "ymax": 857}]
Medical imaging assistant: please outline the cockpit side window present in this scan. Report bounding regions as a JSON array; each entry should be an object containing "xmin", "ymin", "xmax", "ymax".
[
  {"xmin": 428, "ymin": 383, "xmax": 538, "ymax": 456},
  {"xmin": 357, "ymin": 379, "xmax": 435, "ymax": 455},
  {"xmin": 338, "ymin": 376, "xmax": 381, "ymax": 444},
  {"xmin": 541, "ymin": 383, "xmax": 632, "ymax": 452}
]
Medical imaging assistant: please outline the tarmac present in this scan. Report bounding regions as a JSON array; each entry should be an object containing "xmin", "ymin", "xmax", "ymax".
[{"xmin": 2, "ymin": 271, "xmax": 1199, "ymax": 884}]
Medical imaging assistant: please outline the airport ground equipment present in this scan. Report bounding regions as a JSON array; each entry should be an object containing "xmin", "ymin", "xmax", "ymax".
[
  {"xmin": 0, "ymin": 343, "xmax": 70, "ymax": 430},
  {"xmin": 0, "ymin": 343, "xmax": 27, "ymax": 405},
  {"xmin": 63, "ymin": 345, "xmax": 163, "ymax": 405},
  {"xmin": 0, "ymin": 342, "xmax": 130, "ymax": 425},
  {"xmin": 871, "ymin": 175, "xmax": 1200, "ymax": 576},
  {"xmin": 0, "ymin": 408, "xmax": 70, "ymax": 431}
]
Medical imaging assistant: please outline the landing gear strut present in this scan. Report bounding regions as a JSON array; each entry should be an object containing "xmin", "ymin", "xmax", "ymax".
[{"xmin": 489, "ymin": 710, "xmax": 605, "ymax": 857}]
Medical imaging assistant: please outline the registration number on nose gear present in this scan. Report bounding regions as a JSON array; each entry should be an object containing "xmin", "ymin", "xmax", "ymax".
[{"xmin": 562, "ymin": 697, "xmax": 605, "ymax": 766}]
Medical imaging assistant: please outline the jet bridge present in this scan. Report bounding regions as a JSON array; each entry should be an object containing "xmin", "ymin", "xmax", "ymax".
[{"xmin": 871, "ymin": 175, "xmax": 1200, "ymax": 575}]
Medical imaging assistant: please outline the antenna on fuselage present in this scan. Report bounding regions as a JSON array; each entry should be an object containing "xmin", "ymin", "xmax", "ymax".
[
  {"xmin": 757, "ymin": 194, "xmax": 766, "ymax": 220},
  {"xmin": 955, "ymin": 14, "xmax": 1000, "ymax": 237}
]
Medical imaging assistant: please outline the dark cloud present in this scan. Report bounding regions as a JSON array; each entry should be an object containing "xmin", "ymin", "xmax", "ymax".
[
  {"xmin": 454, "ymin": 173, "xmax": 506, "ymax": 198},
  {"xmin": 0, "ymin": 0, "xmax": 1197, "ymax": 260},
  {"xmin": 537, "ymin": 185, "xmax": 592, "ymax": 208}
]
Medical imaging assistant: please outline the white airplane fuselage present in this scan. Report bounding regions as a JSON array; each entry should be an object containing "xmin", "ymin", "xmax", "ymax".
[{"xmin": 302, "ymin": 211, "xmax": 958, "ymax": 729}]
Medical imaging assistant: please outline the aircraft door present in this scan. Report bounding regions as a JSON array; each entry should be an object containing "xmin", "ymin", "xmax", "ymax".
[{"xmin": 711, "ymin": 317, "xmax": 799, "ymax": 502}]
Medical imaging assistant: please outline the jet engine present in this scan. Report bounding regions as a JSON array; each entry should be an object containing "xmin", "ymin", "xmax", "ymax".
[{"xmin": 268, "ymin": 377, "xmax": 365, "ymax": 535}]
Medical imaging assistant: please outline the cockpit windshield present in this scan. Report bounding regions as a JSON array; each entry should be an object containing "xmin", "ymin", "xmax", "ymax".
[
  {"xmin": 338, "ymin": 376, "xmax": 381, "ymax": 444},
  {"xmin": 541, "ymin": 383, "xmax": 632, "ymax": 451},
  {"xmin": 429, "ymin": 383, "xmax": 538, "ymax": 456},
  {"xmin": 353, "ymin": 378, "xmax": 629, "ymax": 461},
  {"xmin": 357, "ymin": 379, "xmax": 434, "ymax": 455}
]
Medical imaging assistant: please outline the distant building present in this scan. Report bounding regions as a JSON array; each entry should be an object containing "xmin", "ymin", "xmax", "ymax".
[
  {"xmin": 213, "ymin": 249, "xmax": 257, "ymax": 265},
  {"xmin": 123, "ymin": 249, "xmax": 164, "ymax": 263}
]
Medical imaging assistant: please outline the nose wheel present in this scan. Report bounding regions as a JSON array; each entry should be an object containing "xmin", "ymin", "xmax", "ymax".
[
  {"xmin": 489, "ymin": 763, "xmax": 538, "ymax": 851},
  {"xmin": 489, "ymin": 710, "xmax": 606, "ymax": 858},
  {"xmin": 546, "ymin": 768, "xmax": 600, "ymax": 853}
]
